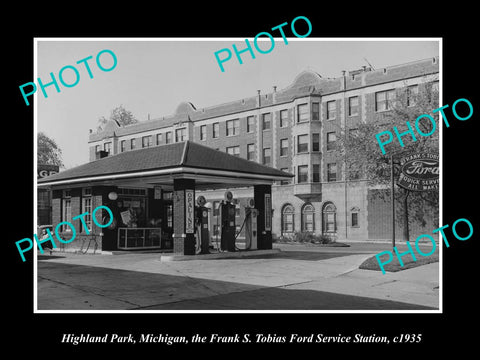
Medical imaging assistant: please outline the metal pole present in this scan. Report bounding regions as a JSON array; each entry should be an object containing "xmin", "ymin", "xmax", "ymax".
[{"xmin": 391, "ymin": 154, "xmax": 395, "ymax": 249}]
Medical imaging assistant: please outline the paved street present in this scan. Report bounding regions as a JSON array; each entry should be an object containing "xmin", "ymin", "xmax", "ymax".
[{"xmin": 36, "ymin": 242, "xmax": 440, "ymax": 311}]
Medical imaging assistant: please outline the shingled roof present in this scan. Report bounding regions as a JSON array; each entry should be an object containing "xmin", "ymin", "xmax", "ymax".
[{"xmin": 38, "ymin": 141, "xmax": 293, "ymax": 186}]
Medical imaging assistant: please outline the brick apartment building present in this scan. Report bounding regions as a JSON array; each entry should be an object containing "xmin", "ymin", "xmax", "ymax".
[{"xmin": 87, "ymin": 57, "xmax": 439, "ymax": 242}]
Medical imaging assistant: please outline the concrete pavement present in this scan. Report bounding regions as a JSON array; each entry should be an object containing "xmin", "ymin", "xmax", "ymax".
[{"xmin": 36, "ymin": 242, "xmax": 440, "ymax": 311}]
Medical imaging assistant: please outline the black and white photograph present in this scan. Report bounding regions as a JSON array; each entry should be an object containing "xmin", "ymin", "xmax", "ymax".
[{"xmin": 6, "ymin": 5, "xmax": 478, "ymax": 354}]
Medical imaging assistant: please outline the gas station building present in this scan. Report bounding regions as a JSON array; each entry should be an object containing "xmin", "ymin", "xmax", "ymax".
[{"xmin": 37, "ymin": 141, "xmax": 292, "ymax": 254}]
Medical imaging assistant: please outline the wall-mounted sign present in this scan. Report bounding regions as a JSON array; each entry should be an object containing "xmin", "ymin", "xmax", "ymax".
[
  {"xmin": 265, "ymin": 193, "xmax": 272, "ymax": 231},
  {"xmin": 37, "ymin": 164, "xmax": 59, "ymax": 179},
  {"xmin": 398, "ymin": 152, "xmax": 439, "ymax": 191},
  {"xmin": 185, "ymin": 190, "xmax": 195, "ymax": 233}
]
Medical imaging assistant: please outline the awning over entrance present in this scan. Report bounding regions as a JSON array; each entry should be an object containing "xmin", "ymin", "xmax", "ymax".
[{"xmin": 37, "ymin": 140, "xmax": 293, "ymax": 189}]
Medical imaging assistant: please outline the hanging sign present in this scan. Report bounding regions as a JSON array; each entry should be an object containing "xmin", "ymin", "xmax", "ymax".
[{"xmin": 398, "ymin": 152, "xmax": 439, "ymax": 191}]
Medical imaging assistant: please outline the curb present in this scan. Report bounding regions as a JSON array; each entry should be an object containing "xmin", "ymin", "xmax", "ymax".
[{"xmin": 159, "ymin": 248, "xmax": 281, "ymax": 262}]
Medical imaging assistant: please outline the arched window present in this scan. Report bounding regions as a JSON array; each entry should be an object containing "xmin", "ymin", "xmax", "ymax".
[
  {"xmin": 282, "ymin": 204, "xmax": 295, "ymax": 234},
  {"xmin": 322, "ymin": 202, "xmax": 337, "ymax": 234},
  {"xmin": 302, "ymin": 203, "xmax": 315, "ymax": 232}
]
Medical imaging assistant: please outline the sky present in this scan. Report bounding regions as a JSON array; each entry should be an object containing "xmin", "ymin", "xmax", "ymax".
[{"xmin": 36, "ymin": 38, "xmax": 440, "ymax": 169}]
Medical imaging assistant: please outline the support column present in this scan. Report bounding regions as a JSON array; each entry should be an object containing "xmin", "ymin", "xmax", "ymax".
[
  {"xmin": 254, "ymin": 184, "xmax": 272, "ymax": 250},
  {"xmin": 173, "ymin": 179, "xmax": 196, "ymax": 255}
]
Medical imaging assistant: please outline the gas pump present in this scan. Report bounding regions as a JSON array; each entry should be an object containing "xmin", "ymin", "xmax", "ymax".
[
  {"xmin": 195, "ymin": 196, "xmax": 210, "ymax": 254},
  {"xmin": 220, "ymin": 191, "xmax": 236, "ymax": 252},
  {"xmin": 244, "ymin": 198, "xmax": 258, "ymax": 250}
]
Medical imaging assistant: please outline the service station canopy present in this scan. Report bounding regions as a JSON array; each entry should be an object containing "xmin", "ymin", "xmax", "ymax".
[{"xmin": 37, "ymin": 141, "xmax": 294, "ymax": 190}]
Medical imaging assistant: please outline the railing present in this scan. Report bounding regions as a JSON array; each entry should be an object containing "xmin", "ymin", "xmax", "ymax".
[{"xmin": 117, "ymin": 227, "xmax": 163, "ymax": 250}]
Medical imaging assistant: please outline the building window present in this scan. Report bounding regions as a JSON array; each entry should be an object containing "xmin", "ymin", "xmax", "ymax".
[
  {"xmin": 326, "ymin": 132, "xmax": 336, "ymax": 151},
  {"xmin": 247, "ymin": 116, "xmax": 255, "ymax": 133},
  {"xmin": 61, "ymin": 190, "xmax": 72, "ymax": 232},
  {"xmin": 81, "ymin": 188, "xmax": 92, "ymax": 233},
  {"xmin": 280, "ymin": 138, "xmax": 288, "ymax": 156},
  {"xmin": 165, "ymin": 132, "xmax": 172, "ymax": 144},
  {"xmin": 297, "ymin": 134, "xmax": 309, "ymax": 153},
  {"xmin": 327, "ymin": 163, "xmax": 337, "ymax": 182},
  {"xmin": 226, "ymin": 119, "xmax": 239, "ymax": 136},
  {"xmin": 130, "ymin": 138, "xmax": 136, "ymax": 150},
  {"xmin": 349, "ymin": 96, "xmax": 359, "ymax": 116},
  {"xmin": 322, "ymin": 202, "xmax": 337, "ymax": 233},
  {"xmin": 312, "ymin": 102, "xmax": 320, "ymax": 121},
  {"xmin": 351, "ymin": 207, "xmax": 360, "ymax": 227},
  {"xmin": 156, "ymin": 133, "xmax": 162, "ymax": 145},
  {"xmin": 313, "ymin": 164, "xmax": 320, "ymax": 183},
  {"xmin": 104, "ymin": 142, "xmax": 112, "ymax": 153},
  {"xmin": 247, "ymin": 143, "xmax": 255, "ymax": 160},
  {"xmin": 175, "ymin": 128, "xmax": 186, "ymax": 142},
  {"xmin": 262, "ymin": 148, "xmax": 271, "ymax": 166},
  {"xmin": 200, "ymin": 125, "xmax": 206, "ymax": 140},
  {"xmin": 166, "ymin": 204, "xmax": 173, "ymax": 228},
  {"xmin": 327, "ymin": 101, "xmax": 336, "ymax": 120},
  {"xmin": 298, "ymin": 165, "xmax": 308, "ymax": 183},
  {"xmin": 226, "ymin": 145, "xmax": 240, "ymax": 157},
  {"xmin": 280, "ymin": 168, "xmax": 290, "ymax": 185},
  {"xmin": 375, "ymin": 89, "xmax": 396, "ymax": 111},
  {"xmin": 282, "ymin": 204, "xmax": 295, "ymax": 233},
  {"xmin": 297, "ymin": 103, "xmax": 309, "ymax": 122},
  {"xmin": 262, "ymin": 113, "xmax": 271, "ymax": 130},
  {"xmin": 213, "ymin": 201, "xmax": 220, "ymax": 216},
  {"xmin": 280, "ymin": 110, "xmax": 288, "ymax": 127},
  {"xmin": 213, "ymin": 123, "xmax": 219, "ymax": 138},
  {"xmin": 407, "ymin": 85, "xmax": 419, "ymax": 107},
  {"xmin": 312, "ymin": 133, "xmax": 320, "ymax": 152},
  {"xmin": 302, "ymin": 204, "xmax": 315, "ymax": 232},
  {"xmin": 120, "ymin": 140, "xmax": 126, "ymax": 153},
  {"xmin": 142, "ymin": 135, "xmax": 152, "ymax": 148}
]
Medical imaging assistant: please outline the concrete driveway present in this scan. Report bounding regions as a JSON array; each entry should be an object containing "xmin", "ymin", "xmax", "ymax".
[{"xmin": 36, "ymin": 243, "xmax": 440, "ymax": 311}]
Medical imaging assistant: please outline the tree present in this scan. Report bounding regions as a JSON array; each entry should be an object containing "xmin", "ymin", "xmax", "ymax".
[
  {"xmin": 38, "ymin": 132, "xmax": 64, "ymax": 168},
  {"xmin": 97, "ymin": 105, "xmax": 139, "ymax": 131},
  {"xmin": 337, "ymin": 79, "xmax": 440, "ymax": 240}
]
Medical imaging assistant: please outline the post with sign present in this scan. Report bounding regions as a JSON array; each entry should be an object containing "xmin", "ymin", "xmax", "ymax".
[
  {"xmin": 172, "ymin": 179, "xmax": 196, "ymax": 255},
  {"xmin": 395, "ymin": 152, "xmax": 439, "ymax": 246}
]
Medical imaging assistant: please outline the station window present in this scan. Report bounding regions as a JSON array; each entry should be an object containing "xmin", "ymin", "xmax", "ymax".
[
  {"xmin": 104, "ymin": 142, "xmax": 112, "ymax": 153},
  {"xmin": 61, "ymin": 190, "xmax": 72, "ymax": 232},
  {"xmin": 200, "ymin": 125, "xmax": 207, "ymax": 140},
  {"xmin": 156, "ymin": 133, "xmax": 162, "ymax": 145},
  {"xmin": 213, "ymin": 123, "xmax": 219, "ymax": 138},
  {"xmin": 81, "ymin": 188, "xmax": 92, "ymax": 232},
  {"xmin": 120, "ymin": 140, "xmax": 126, "ymax": 153},
  {"xmin": 407, "ymin": 85, "xmax": 419, "ymax": 107},
  {"xmin": 131, "ymin": 138, "xmax": 136, "ymax": 150}
]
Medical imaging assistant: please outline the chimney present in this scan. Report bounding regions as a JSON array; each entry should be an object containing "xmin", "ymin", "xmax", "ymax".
[
  {"xmin": 256, "ymin": 90, "xmax": 261, "ymax": 108},
  {"xmin": 272, "ymin": 86, "xmax": 277, "ymax": 103}
]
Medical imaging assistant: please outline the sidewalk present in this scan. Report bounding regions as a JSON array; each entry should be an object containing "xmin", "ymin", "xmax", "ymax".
[{"xmin": 36, "ymin": 244, "xmax": 439, "ymax": 311}]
